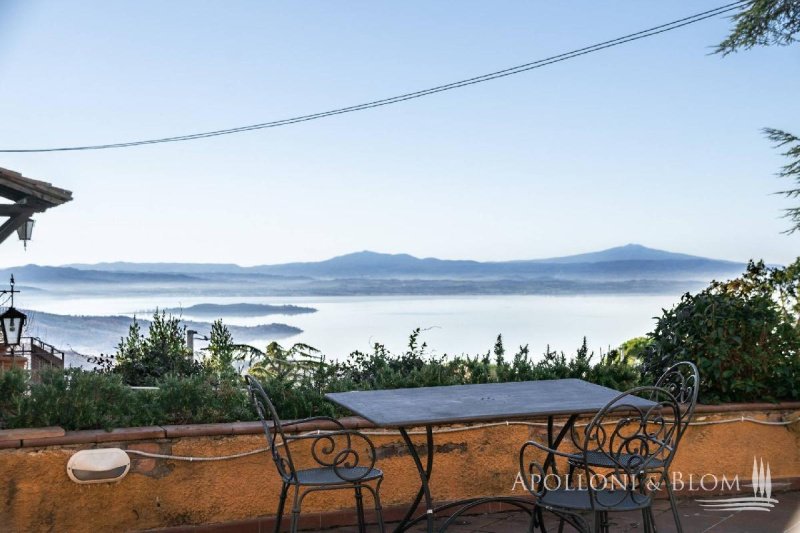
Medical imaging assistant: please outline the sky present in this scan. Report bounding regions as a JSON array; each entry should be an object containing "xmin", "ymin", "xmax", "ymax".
[{"xmin": 0, "ymin": 1, "xmax": 797, "ymax": 267}]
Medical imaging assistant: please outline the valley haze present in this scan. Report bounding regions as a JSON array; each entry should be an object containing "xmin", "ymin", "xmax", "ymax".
[
  {"xmin": 8, "ymin": 244, "xmax": 745, "ymax": 297},
  {"xmin": 6, "ymin": 244, "xmax": 749, "ymax": 360}
]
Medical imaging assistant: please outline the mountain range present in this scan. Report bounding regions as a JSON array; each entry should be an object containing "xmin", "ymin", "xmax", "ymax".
[
  {"xmin": 55, "ymin": 244, "xmax": 742, "ymax": 279},
  {"xmin": 0, "ymin": 244, "xmax": 747, "ymax": 297}
]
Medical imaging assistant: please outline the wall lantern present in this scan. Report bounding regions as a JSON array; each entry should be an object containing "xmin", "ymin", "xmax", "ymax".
[
  {"xmin": 0, "ymin": 275, "xmax": 25, "ymax": 346},
  {"xmin": 16, "ymin": 218, "xmax": 34, "ymax": 250},
  {"xmin": 0, "ymin": 307, "xmax": 26, "ymax": 346}
]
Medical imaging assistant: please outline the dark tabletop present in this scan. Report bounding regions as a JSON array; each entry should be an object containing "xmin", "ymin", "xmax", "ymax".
[{"xmin": 325, "ymin": 379, "xmax": 655, "ymax": 427}]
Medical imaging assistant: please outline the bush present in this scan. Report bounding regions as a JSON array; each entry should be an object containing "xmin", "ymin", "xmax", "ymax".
[
  {"xmin": 113, "ymin": 311, "xmax": 204, "ymax": 386},
  {"xmin": 0, "ymin": 367, "xmax": 28, "ymax": 429},
  {"xmin": 0, "ymin": 368, "xmax": 254, "ymax": 431},
  {"xmin": 644, "ymin": 260, "xmax": 800, "ymax": 403},
  {"xmin": 15, "ymin": 368, "xmax": 147, "ymax": 430},
  {"xmin": 0, "ymin": 330, "xmax": 645, "ymax": 430},
  {"xmin": 154, "ymin": 374, "xmax": 253, "ymax": 425}
]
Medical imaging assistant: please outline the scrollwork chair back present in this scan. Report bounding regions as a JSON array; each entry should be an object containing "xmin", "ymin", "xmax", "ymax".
[
  {"xmin": 245, "ymin": 375, "xmax": 297, "ymax": 482},
  {"xmin": 581, "ymin": 386, "xmax": 682, "ymax": 510},
  {"xmin": 653, "ymin": 361, "xmax": 699, "ymax": 444}
]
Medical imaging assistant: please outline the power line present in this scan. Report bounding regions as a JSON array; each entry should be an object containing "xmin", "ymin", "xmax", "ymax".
[{"xmin": 0, "ymin": 1, "xmax": 748, "ymax": 153}]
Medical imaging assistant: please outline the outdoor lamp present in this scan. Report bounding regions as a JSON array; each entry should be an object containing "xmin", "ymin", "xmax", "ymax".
[
  {"xmin": 67, "ymin": 448, "xmax": 130, "ymax": 484},
  {"xmin": 0, "ymin": 307, "xmax": 27, "ymax": 346},
  {"xmin": 16, "ymin": 218, "xmax": 34, "ymax": 249}
]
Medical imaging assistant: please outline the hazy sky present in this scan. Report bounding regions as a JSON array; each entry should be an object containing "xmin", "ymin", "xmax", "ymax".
[{"xmin": 0, "ymin": 1, "xmax": 797, "ymax": 267}]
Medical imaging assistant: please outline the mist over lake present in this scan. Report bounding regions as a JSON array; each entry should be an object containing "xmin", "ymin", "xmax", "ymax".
[{"xmin": 22, "ymin": 292, "xmax": 681, "ymax": 361}]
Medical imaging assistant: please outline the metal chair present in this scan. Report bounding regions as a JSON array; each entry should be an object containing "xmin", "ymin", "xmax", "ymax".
[
  {"xmin": 520, "ymin": 386, "xmax": 683, "ymax": 533},
  {"xmin": 566, "ymin": 361, "xmax": 699, "ymax": 532},
  {"xmin": 246, "ymin": 375, "xmax": 385, "ymax": 533}
]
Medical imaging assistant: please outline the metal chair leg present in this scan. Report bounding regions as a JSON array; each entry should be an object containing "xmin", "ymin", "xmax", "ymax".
[
  {"xmin": 663, "ymin": 471, "xmax": 682, "ymax": 533},
  {"xmin": 526, "ymin": 508, "xmax": 537, "ymax": 533},
  {"xmin": 274, "ymin": 482, "xmax": 289, "ymax": 533},
  {"xmin": 537, "ymin": 507, "xmax": 548, "ymax": 533},
  {"xmin": 290, "ymin": 486, "xmax": 301, "ymax": 533},
  {"xmin": 363, "ymin": 482, "xmax": 385, "ymax": 533},
  {"xmin": 594, "ymin": 511, "xmax": 608, "ymax": 533},
  {"xmin": 355, "ymin": 486, "xmax": 366, "ymax": 533}
]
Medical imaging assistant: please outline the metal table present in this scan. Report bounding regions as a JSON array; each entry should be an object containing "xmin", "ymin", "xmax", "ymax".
[{"xmin": 326, "ymin": 379, "xmax": 655, "ymax": 533}]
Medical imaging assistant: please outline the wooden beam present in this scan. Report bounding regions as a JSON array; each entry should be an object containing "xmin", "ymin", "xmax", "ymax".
[
  {"xmin": 0, "ymin": 204, "xmax": 39, "ymax": 217},
  {"xmin": 0, "ymin": 208, "xmax": 36, "ymax": 245}
]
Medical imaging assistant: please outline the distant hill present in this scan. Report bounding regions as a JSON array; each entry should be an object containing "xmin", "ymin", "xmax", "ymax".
[
  {"xmin": 9, "ymin": 244, "xmax": 746, "ymax": 292},
  {"xmin": 0, "ymin": 264, "xmax": 199, "ymax": 284},
  {"xmin": 244, "ymin": 245, "xmax": 742, "ymax": 280},
  {"xmin": 64, "ymin": 261, "xmax": 247, "ymax": 274},
  {"xmin": 525, "ymin": 243, "xmax": 714, "ymax": 264},
  {"xmin": 164, "ymin": 303, "xmax": 317, "ymax": 317}
]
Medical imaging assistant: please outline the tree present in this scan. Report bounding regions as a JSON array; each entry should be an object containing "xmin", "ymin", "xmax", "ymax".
[
  {"xmin": 715, "ymin": 0, "xmax": 800, "ymax": 55},
  {"xmin": 763, "ymin": 128, "xmax": 800, "ymax": 233},
  {"xmin": 242, "ymin": 341, "xmax": 326, "ymax": 384},
  {"xmin": 716, "ymin": 0, "xmax": 800, "ymax": 233},
  {"xmin": 203, "ymin": 319, "xmax": 238, "ymax": 379},
  {"xmin": 113, "ymin": 311, "xmax": 201, "ymax": 385}
]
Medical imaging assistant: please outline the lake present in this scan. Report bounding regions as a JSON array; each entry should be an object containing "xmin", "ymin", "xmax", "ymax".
[{"xmin": 23, "ymin": 292, "xmax": 682, "ymax": 360}]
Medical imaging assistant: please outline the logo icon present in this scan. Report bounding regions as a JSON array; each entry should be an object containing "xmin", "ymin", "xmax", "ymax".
[{"xmin": 696, "ymin": 457, "xmax": 779, "ymax": 512}]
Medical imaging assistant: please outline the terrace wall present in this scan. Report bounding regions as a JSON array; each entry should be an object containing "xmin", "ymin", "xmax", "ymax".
[{"xmin": 0, "ymin": 403, "xmax": 798, "ymax": 532}]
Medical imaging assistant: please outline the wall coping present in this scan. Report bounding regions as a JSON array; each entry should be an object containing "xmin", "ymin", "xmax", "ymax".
[{"xmin": 1, "ymin": 402, "xmax": 798, "ymax": 450}]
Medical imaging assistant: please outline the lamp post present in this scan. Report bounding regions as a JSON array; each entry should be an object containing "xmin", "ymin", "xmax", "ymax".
[{"xmin": 0, "ymin": 275, "xmax": 27, "ymax": 349}]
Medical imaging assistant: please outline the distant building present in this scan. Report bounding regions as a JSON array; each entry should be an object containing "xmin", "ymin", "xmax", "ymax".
[{"xmin": 0, "ymin": 337, "xmax": 65, "ymax": 372}]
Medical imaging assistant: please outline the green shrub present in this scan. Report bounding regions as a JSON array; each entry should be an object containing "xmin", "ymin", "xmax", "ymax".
[
  {"xmin": 18, "ymin": 368, "xmax": 146, "ymax": 430},
  {"xmin": 154, "ymin": 374, "xmax": 253, "ymax": 425},
  {"xmin": 644, "ymin": 260, "xmax": 800, "ymax": 403},
  {"xmin": 113, "ymin": 311, "xmax": 204, "ymax": 386},
  {"xmin": 0, "ymin": 370, "xmax": 255, "ymax": 431},
  {"xmin": 0, "ymin": 367, "xmax": 28, "ymax": 429}
]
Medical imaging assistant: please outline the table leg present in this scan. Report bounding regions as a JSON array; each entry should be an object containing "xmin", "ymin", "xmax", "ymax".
[
  {"xmin": 394, "ymin": 425, "xmax": 435, "ymax": 533},
  {"xmin": 395, "ymin": 423, "xmax": 539, "ymax": 533},
  {"xmin": 542, "ymin": 414, "xmax": 578, "ymax": 476}
]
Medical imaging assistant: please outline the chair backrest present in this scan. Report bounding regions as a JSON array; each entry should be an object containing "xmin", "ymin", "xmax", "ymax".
[
  {"xmin": 653, "ymin": 361, "xmax": 699, "ymax": 442},
  {"xmin": 245, "ymin": 375, "xmax": 296, "ymax": 482},
  {"xmin": 579, "ymin": 386, "xmax": 682, "ymax": 510}
]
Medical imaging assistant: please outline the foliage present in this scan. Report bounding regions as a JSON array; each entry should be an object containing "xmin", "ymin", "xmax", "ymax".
[
  {"xmin": 0, "ymin": 328, "xmax": 644, "ymax": 430},
  {"xmin": 113, "ymin": 311, "xmax": 203, "ymax": 386},
  {"xmin": 244, "ymin": 341, "xmax": 327, "ymax": 383},
  {"xmin": 153, "ymin": 373, "xmax": 253, "ymax": 425},
  {"xmin": 0, "ymin": 367, "xmax": 254, "ymax": 431},
  {"xmin": 203, "ymin": 319, "xmax": 238, "ymax": 379},
  {"xmin": 764, "ymin": 128, "xmax": 800, "ymax": 234},
  {"xmin": 715, "ymin": 1, "xmax": 800, "ymax": 233},
  {"xmin": 715, "ymin": 0, "xmax": 800, "ymax": 55},
  {"xmin": 11, "ymin": 368, "xmax": 148, "ymax": 430},
  {"xmin": 0, "ymin": 367, "xmax": 28, "ymax": 429},
  {"xmin": 331, "ymin": 331, "xmax": 641, "ymax": 394},
  {"xmin": 643, "ymin": 260, "xmax": 800, "ymax": 403},
  {"xmin": 618, "ymin": 336, "xmax": 654, "ymax": 365}
]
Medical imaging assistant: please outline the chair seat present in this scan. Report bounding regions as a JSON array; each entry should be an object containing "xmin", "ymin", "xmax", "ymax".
[
  {"xmin": 568, "ymin": 450, "xmax": 665, "ymax": 470},
  {"xmin": 295, "ymin": 466, "xmax": 383, "ymax": 486},
  {"xmin": 541, "ymin": 488, "xmax": 652, "ymax": 512}
]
